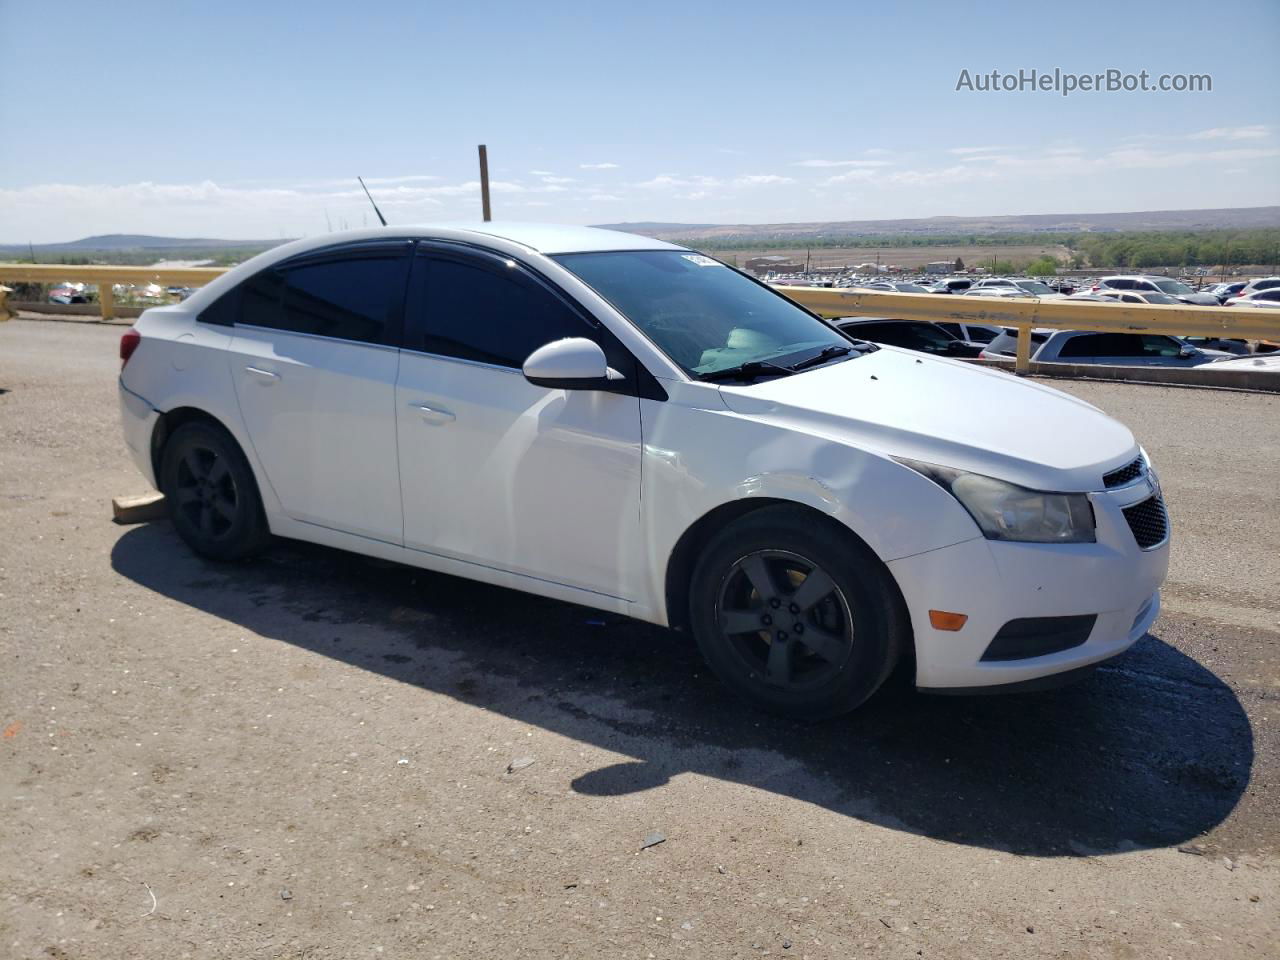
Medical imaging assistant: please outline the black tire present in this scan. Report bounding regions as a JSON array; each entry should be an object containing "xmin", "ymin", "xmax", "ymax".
[
  {"xmin": 159, "ymin": 420, "xmax": 270, "ymax": 561},
  {"xmin": 688, "ymin": 505, "xmax": 909, "ymax": 719}
]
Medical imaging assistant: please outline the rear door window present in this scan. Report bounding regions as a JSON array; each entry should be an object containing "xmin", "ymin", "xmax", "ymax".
[{"xmin": 236, "ymin": 244, "xmax": 410, "ymax": 346}]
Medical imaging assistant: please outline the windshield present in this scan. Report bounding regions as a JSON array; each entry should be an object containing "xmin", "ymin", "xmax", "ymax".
[
  {"xmin": 1015, "ymin": 280, "xmax": 1055, "ymax": 295},
  {"xmin": 1154, "ymin": 279, "xmax": 1194, "ymax": 295},
  {"xmin": 893, "ymin": 282, "xmax": 929, "ymax": 293},
  {"xmin": 554, "ymin": 250, "xmax": 851, "ymax": 377},
  {"xmin": 1144, "ymin": 292, "xmax": 1181, "ymax": 304}
]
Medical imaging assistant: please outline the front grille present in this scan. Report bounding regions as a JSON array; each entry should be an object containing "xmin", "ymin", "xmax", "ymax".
[
  {"xmin": 1104, "ymin": 457, "xmax": 1144, "ymax": 488},
  {"xmin": 1123, "ymin": 496, "xmax": 1169, "ymax": 549}
]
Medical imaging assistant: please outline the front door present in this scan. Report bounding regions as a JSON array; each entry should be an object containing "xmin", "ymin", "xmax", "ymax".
[
  {"xmin": 228, "ymin": 242, "xmax": 410, "ymax": 543},
  {"xmin": 395, "ymin": 247, "xmax": 643, "ymax": 599}
]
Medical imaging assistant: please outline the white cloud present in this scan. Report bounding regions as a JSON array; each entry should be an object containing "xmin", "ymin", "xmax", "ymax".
[
  {"xmin": 539, "ymin": 175, "xmax": 576, "ymax": 184},
  {"xmin": 634, "ymin": 174, "xmax": 722, "ymax": 190},
  {"xmin": 793, "ymin": 159, "xmax": 891, "ymax": 168},
  {"xmin": 734, "ymin": 174, "xmax": 795, "ymax": 185},
  {"xmin": 1189, "ymin": 125, "xmax": 1270, "ymax": 141},
  {"xmin": 957, "ymin": 154, "xmax": 1023, "ymax": 166},
  {"xmin": 821, "ymin": 168, "xmax": 881, "ymax": 185},
  {"xmin": 579, "ymin": 162, "xmax": 620, "ymax": 169},
  {"xmin": 1207, "ymin": 147, "xmax": 1280, "ymax": 162},
  {"xmin": 947, "ymin": 145, "xmax": 1008, "ymax": 155},
  {"xmin": 529, "ymin": 169, "xmax": 554, "ymax": 176}
]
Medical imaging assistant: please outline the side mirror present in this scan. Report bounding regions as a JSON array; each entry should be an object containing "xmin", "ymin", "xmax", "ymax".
[
  {"xmin": 522, "ymin": 337, "xmax": 624, "ymax": 390},
  {"xmin": 1178, "ymin": 344, "xmax": 1197, "ymax": 359}
]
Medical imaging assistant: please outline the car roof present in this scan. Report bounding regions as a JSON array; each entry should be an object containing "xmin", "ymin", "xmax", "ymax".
[
  {"xmin": 416, "ymin": 221, "xmax": 687, "ymax": 254},
  {"xmin": 176, "ymin": 222, "xmax": 688, "ymax": 312}
]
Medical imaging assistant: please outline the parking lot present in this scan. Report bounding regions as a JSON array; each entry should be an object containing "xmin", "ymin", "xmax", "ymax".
[{"xmin": 2, "ymin": 317, "xmax": 1277, "ymax": 958}]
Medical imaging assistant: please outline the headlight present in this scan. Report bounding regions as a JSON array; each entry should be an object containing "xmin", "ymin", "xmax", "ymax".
[{"xmin": 896, "ymin": 458, "xmax": 1095, "ymax": 544}]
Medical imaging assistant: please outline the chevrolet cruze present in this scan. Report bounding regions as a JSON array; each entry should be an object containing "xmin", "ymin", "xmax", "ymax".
[{"xmin": 118, "ymin": 223, "xmax": 1170, "ymax": 718}]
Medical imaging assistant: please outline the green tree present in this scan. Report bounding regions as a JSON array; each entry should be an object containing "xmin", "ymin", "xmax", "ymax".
[
  {"xmin": 954, "ymin": 256, "xmax": 965, "ymax": 272},
  {"xmin": 1025, "ymin": 256, "xmax": 1060, "ymax": 276}
]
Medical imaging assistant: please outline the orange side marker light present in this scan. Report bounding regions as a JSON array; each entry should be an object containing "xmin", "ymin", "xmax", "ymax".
[{"xmin": 929, "ymin": 610, "xmax": 968, "ymax": 632}]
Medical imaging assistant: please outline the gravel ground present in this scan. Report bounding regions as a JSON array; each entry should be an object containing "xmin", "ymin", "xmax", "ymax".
[{"xmin": 1, "ymin": 318, "xmax": 1277, "ymax": 959}]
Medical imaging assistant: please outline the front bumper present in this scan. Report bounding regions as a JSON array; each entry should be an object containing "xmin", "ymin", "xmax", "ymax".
[
  {"xmin": 118, "ymin": 378, "xmax": 160, "ymax": 487},
  {"xmin": 888, "ymin": 489, "xmax": 1169, "ymax": 691}
]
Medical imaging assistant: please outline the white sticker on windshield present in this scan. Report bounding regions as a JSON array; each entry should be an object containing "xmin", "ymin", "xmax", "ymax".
[{"xmin": 681, "ymin": 254, "xmax": 723, "ymax": 267}]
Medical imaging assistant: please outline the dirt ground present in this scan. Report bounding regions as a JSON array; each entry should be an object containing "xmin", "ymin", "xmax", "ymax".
[{"xmin": 1, "ymin": 318, "xmax": 1277, "ymax": 959}]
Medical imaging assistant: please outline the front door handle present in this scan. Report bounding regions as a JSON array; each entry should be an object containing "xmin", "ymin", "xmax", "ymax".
[
  {"xmin": 245, "ymin": 365, "xmax": 280, "ymax": 382},
  {"xmin": 410, "ymin": 402, "xmax": 455, "ymax": 425}
]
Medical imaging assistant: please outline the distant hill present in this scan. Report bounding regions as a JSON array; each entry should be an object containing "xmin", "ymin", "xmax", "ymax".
[
  {"xmin": 0, "ymin": 233, "xmax": 281, "ymax": 254},
  {"xmin": 594, "ymin": 206, "xmax": 1280, "ymax": 242}
]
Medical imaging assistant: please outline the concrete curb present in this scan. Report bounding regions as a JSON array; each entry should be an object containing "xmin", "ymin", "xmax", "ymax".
[{"xmin": 965, "ymin": 357, "xmax": 1280, "ymax": 394}]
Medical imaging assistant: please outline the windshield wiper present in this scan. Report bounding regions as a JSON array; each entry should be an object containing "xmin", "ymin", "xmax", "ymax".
[
  {"xmin": 700, "ymin": 359, "xmax": 796, "ymax": 383},
  {"xmin": 789, "ymin": 344, "xmax": 854, "ymax": 371}
]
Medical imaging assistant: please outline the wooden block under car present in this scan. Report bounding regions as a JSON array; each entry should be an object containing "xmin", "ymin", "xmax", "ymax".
[{"xmin": 111, "ymin": 492, "xmax": 167, "ymax": 525}]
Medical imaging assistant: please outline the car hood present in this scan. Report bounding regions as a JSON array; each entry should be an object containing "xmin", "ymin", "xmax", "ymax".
[
  {"xmin": 717, "ymin": 346, "xmax": 1137, "ymax": 492},
  {"xmin": 1178, "ymin": 293, "xmax": 1220, "ymax": 306}
]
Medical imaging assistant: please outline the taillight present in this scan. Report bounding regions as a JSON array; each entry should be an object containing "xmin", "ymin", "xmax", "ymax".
[
  {"xmin": 119, "ymin": 328, "xmax": 141, "ymax": 368},
  {"xmin": 1091, "ymin": 284, "xmax": 1100, "ymax": 292}
]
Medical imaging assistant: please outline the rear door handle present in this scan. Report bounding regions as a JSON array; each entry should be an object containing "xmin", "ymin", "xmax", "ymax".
[
  {"xmin": 245, "ymin": 365, "xmax": 280, "ymax": 382},
  {"xmin": 410, "ymin": 402, "xmax": 455, "ymax": 425}
]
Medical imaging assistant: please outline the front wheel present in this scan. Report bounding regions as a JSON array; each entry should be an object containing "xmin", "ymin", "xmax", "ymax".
[
  {"xmin": 689, "ymin": 506, "xmax": 908, "ymax": 719},
  {"xmin": 159, "ymin": 420, "xmax": 270, "ymax": 561}
]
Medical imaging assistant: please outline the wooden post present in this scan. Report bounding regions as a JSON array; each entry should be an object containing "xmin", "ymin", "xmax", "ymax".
[
  {"xmin": 477, "ymin": 144, "xmax": 492, "ymax": 222},
  {"xmin": 1014, "ymin": 323, "xmax": 1032, "ymax": 375},
  {"xmin": 98, "ymin": 281, "xmax": 116, "ymax": 321}
]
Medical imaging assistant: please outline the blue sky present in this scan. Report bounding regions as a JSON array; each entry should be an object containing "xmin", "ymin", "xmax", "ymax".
[{"xmin": 1, "ymin": 0, "xmax": 1277, "ymax": 242}]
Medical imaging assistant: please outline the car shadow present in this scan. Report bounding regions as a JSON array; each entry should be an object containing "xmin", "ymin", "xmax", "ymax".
[{"xmin": 111, "ymin": 522, "xmax": 1253, "ymax": 858}]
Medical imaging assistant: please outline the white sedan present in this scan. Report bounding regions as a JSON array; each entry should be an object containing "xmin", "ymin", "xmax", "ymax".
[{"xmin": 118, "ymin": 223, "xmax": 1168, "ymax": 717}]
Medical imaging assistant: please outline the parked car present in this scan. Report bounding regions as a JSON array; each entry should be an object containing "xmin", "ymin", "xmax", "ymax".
[
  {"xmin": 1235, "ymin": 276, "xmax": 1280, "ymax": 298},
  {"xmin": 1096, "ymin": 291, "xmax": 1184, "ymax": 306},
  {"xmin": 972, "ymin": 277, "xmax": 1067, "ymax": 299},
  {"xmin": 859, "ymin": 281, "xmax": 932, "ymax": 294},
  {"xmin": 924, "ymin": 277, "xmax": 972, "ymax": 294},
  {"xmin": 836, "ymin": 318, "xmax": 985, "ymax": 357},
  {"xmin": 980, "ymin": 329, "xmax": 1231, "ymax": 366},
  {"xmin": 48, "ymin": 283, "xmax": 88, "ymax": 304},
  {"xmin": 118, "ymin": 223, "xmax": 1169, "ymax": 717},
  {"xmin": 1206, "ymin": 353, "xmax": 1280, "ymax": 373},
  {"xmin": 1205, "ymin": 281, "xmax": 1247, "ymax": 303},
  {"xmin": 1092, "ymin": 276, "xmax": 1218, "ymax": 306},
  {"xmin": 935, "ymin": 322, "xmax": 1006, "ymax": 344},
  {"xmin": 1179, "ymin": 337, "xmax": 1252, "ymax": 355},
  {"xmin": 960, "ymin": 287, "xmax": 1028, "ymax": 298},
  {"xmin": 1224, "ymin": 289, "xmax": 1280, "ymax": 308}
]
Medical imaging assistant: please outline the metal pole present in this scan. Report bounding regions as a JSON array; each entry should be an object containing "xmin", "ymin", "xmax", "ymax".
[{"xmin": 478, "ymin": 144, "xmax": 492, "ymax": 222}]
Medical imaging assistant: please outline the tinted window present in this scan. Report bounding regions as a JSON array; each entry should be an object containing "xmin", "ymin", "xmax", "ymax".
[
  {"xmin": 420, "ymin": 256, "xmax": 591, "ymax": 367},
  {"xmin": 1058, "ymin": 334, "xmax": 1137, "ymax": 358},
  {"xmin": 275, "ymin": 255, "xmax": 406, "ymax": 345},
  {"xmin": 1256, "ymin": 278, "xmax": 1280, "ymax": 290},
  {"xmin": 1258, "ymin": 290, "xmax": 1280, "ymax": 301},
  {"xmin": 1058, "ymin": 333, "xmax": 1181, "ymax": 358},
  {"xmin": 1153, "ymin": 279, "xmax": 1193, "ymax": 295},
  {"xmin": 964, "ymin": 325, "xmax": 1000, "ymax": 343},
  {"xmin": 240, "ymin": 269, "xmax": 284, "ymax": 329},
  {"xmin": 1104, "ymin": 278, "xmax": 1132, "ymax": 290},
  {"xmin": 938, "ymin": 322, "xmax": 963, "ymax": 338}
]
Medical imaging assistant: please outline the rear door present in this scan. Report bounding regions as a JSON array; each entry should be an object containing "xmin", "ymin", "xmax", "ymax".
[
  {"xmin": 394, "ymin": 245, "xmax": 644, "ymax": 599},
  {"xmin": 227, "ymin": 241, "xmax": 411, "ymax": 542}
]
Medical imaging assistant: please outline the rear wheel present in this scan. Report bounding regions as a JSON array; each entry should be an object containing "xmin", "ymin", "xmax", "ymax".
[
  {"xmin": 159, "ymin": 420, "xmax": 269, "ymax": 561},
  {"xmin": 689, "ymin": 506, "xmax": 908, "ymax": 719}
]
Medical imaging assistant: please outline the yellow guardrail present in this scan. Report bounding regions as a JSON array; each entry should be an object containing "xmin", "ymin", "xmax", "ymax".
[
  {"xmin": 0, "ymin": 264, "xmax": 229, "ymax": 321},
  {"xmin": 776, "ymin": 286, "xmax": 1280, "ymax": 373},
  {"xmin": 3, "ymin": 265, "xmax": 1278, "ymax": 375}
]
